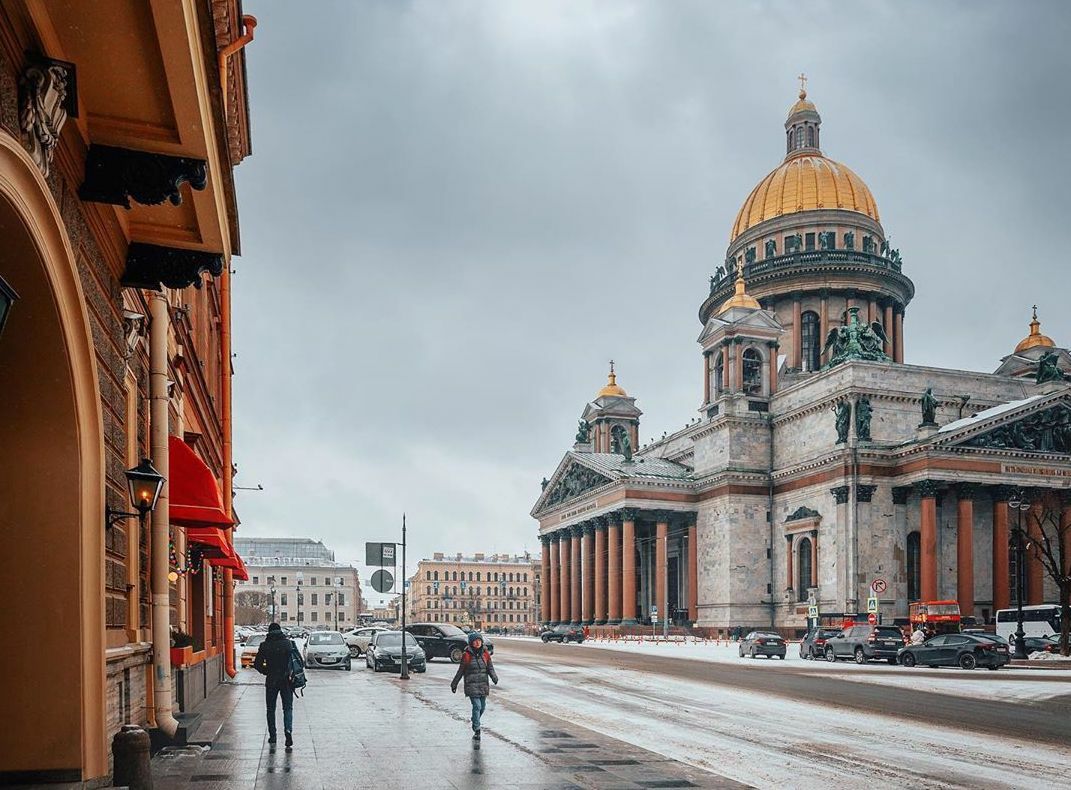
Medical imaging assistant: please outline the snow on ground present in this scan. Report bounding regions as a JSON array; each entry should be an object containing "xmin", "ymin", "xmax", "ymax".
[{"xmin": 496, "ymin": 659, "xmax": 1071, "ymax": 789}]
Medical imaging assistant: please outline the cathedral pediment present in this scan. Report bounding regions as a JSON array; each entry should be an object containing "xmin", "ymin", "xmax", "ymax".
[
  {"xmin": 932, "ymin": 392, "xmax": 1071, "ymax": 455},
  {"xmin": 531, "ymin": 456, "xmax": 614, "ymax": 516}
]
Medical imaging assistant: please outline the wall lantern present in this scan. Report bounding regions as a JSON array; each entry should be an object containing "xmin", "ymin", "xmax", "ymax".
[
  {"xmin": 0, "ymin": 275, "xmax": 19, "ymax": 339},
  {"xmin": 106, "ymin": 458, "xmax": 165, "ymax": 529}
]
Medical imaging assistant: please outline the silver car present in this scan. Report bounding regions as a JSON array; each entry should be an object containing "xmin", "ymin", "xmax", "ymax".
[
  {"xmin": 304, "ymin": 631, "xmax": 352, "ymax": 671},
  {"xmin": 343, "ymin": 626, "xmax": 388, "ymax": 658}
]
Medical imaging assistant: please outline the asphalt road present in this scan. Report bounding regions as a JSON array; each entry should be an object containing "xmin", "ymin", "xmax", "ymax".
[{"xmin": 500, "ymin": 638, "xmax": 1071, "ymax": 748}]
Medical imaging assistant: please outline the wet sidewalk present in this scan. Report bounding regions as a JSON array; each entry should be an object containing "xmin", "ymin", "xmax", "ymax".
[{"xmin": 151, "ymin": 658, "xmax": 742, "ymax": 789}]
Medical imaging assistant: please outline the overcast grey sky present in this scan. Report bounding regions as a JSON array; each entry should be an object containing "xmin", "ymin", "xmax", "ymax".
[{"xmin": 230, "ymin": 1, "xmax": 1071, "ymax": 604}]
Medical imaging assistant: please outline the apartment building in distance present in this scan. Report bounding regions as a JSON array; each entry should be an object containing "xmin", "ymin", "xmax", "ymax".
[
  {"xmin": 408, "ymin": 552, "xmax": 539, "ymax": 633},
  {"xmin": 234, "ymin": 538, "xmax": 364, "ymax": 630}
]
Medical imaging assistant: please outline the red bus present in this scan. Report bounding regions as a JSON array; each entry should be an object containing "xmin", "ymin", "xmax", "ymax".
[{"xmin": 909, "ymin": 601, "xmax": 961, "ymax": 635}]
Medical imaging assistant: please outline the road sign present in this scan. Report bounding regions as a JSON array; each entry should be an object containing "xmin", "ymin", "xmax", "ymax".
[
  {"xmin": 807, "ymin": 605, "xmax": 819, "ymax": 619},
  {"xmin": 867, "ymin": 596, "xmax": 879, "ymax": 614},
  {"xmin": 867, "ymin": 612, "xmax": 878, "ymax": 625},
  {"xmin": 382, "ymin": 544, "xmax": 395, "ymax": 561},
  {"xmin": 365, "ymin": 542, "xmax": 395, "ymax": 566},
  {"xmin": 370, "ymin": 569, "xmax": 395, "ymax": 593},
  {"xmin": 871, "ymin": 578, "xmax": 887, "ymax": 594}
]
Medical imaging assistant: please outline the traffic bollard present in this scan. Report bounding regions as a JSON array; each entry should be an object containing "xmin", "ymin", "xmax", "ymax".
[{"xmin": 112, "ymin": 724, "xmax": 152, "ymax": 790}]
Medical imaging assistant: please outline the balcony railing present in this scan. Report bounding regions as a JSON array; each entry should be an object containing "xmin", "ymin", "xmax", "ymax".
[{"xmin": 710, "ymin": 249, "xmax": 904, "ymax": 294}]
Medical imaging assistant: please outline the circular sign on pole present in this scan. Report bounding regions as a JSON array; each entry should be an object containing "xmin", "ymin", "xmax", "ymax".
[
  {"xmin": 867, "ymin": 612, "xmax": 878, "ymax": 625},
  {"xmin": 371, "ymin": 569, "xmax": 395, "ymax": 594},
  {"xmin": 871, "ymin": 579, "xmax": 887, "ymax": 594}
]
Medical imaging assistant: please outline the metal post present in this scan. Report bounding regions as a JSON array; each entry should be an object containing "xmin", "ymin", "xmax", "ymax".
[
  {"xmin": 1009, "ymin": 493, "xmax": 1029, "ymax": 660},
  {"xmin": 400, "ymin": 514, "xmax": 409, "ymax": 680}
]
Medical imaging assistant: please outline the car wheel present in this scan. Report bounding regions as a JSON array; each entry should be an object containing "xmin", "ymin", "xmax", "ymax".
[
  {"xmin": 854, "ymin": 647, "xmax": 867, "ymax": 664},
  {"xmin": 987, "ymin": 666, "xmax": 1000, "ymax": 671},
  {"xmin": 349, "ymin": 646, "xmax": 360, "ymax": 658},
  {"xmin": 825, "ymin": 647, "xmax": 836, "ymax": 662},
  {"xmin": 345, "ymin": 660, "xmax": 352, "ymax": 671},
  {"xmin": 901, "ymin": 653, "xmax": 916, "ymax": 668},
  {"xmin": 887, "ymin": 658, "xmax": 897, "ymax": 665},
  {"xmin": 778, "ymin": 654, "xmax": 785, "ymax": 660},
  {"xmin": 959, "ymin": 652, "xmax": 978, "ymax": 671},
  {"xmin": 738, "ymin": 647, "xmax": 744, "ymax": 658},
  {"xmin": 416, "ymin": 666, "xmax": 427, "ymax": 673},
  {"xmin": 563, "ymin": 635, "xmax": 571, "ymax": 643},
  {"xmin": 541, "ymin": 635, "xmax": 549, "ymax": 643},
  {"xmin": 450, "ymin": 646, "xmax": 464, "ymax": 663},
  {"xmin": 800, "ymin": 648, "xmax": 807, "ymax": 660},
  {"xmin": 749, "ymin": 648, "xmax": 756, "ymax": 659}
]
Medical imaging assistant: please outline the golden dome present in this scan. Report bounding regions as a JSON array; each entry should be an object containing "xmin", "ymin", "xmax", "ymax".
[
  {"xmin": 719, "ymin": 271, "xmax": 761, "ymax": 313},
  {"xmin": 730, "ymin": 153, "xmax": 880, "ymax": 242},
  {"xmin": 1015, "ymin": 306, "xmax": 1055, "ymax": 353},
  {"xmin": 596, "ymin": 362, "xmax": 628, "ymax": 398},
  {"xmin": 788, "ymin": 88, "xmax": 816, "ymax": 116}
]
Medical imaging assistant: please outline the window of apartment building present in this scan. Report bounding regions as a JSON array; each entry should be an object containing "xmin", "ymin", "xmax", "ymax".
[
  {"xmin": 325, "ymin": 593, "xmax": 332, "ymax": 605},
  {"xmin": 281, "ymin": 593, "xmax": 288, "ymax": 605},
  {"xmin": 311, "ymin": 577, "xmax": 318, "ymax": 586},
  {"xmin": 338, "ymin": 593, "xmax": 345, "ymax": 605},
  {"xmin": 281, "ymin": 613, "xmax": 288, "ymax": 621},
  {"xmin": 311, "ymin": 612, "xmax": 318, "ymax": 622},
  {"xmin": 433, "ymin": 571, "xmax": 438, "ymax": 580},
  {"xmin": 476, "ymin": 572, "xmax": 481, "ymax": 581},
  {"xmin": 297, "ymin": 593, "xmax": 304, "ymax": 606},
  {"xmin": 281, "ymin": 576, "xmax": 287, "ymax": 585},
  {"xmin": 311, "ymin": 593, "xmax": 318, "ymax": 605},
  {"xmin": 298, "ymin": 612, "xmax": 304, "ymax": 622},
  {"xmin": 523, "ymin": 573, "xmax": 528, "ymax": 582},
  {"xmin": 252, "ymin": 576, "xmax": 259, "ymax": 584},
  {"xmin": 426, "ymin": 585, "xmax": 431, "ymax": 595},
  {"xmin": 523, "ymin": 587, "xmax": 528, "ymax": 596}
]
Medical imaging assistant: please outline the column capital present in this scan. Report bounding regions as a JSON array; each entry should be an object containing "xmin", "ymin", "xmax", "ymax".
[
  {"xmin": 785, "ymin": 533, "xmax": 795, "ymax": 544},
  {"xmin": 582, "ymin": 521, "xmax": 596, "ymax": 537},
  {"xmin": 830, "ymin": 485, "xmax": 850, "ymax": 505},
  {"xmin": 651, "ymin": 509, "xmax": 676, "ymax": 525},
  {"xmin": 607, "ymin": 511, "xmax": 623, "ymax": 526},
  {"xmin": 857, "ymin": 484, "xmax": 877, "ymax": 503},
  {"xmin": 891, "ymin": 486, "xmax": 912, "ymax": 505},
  {"xmin": 570, "ymin": 523, "xmax": 584, "ymax": 539},
  {"xmin": 593, "ymin": 515, "xmax": 609, "ymax": 531},
  {"xmin": 915, "ymin": 480, "xmax": 942, "ymax": 498},
  {"xmin": 539, "ymin": 534, "xmax": 551, "ymax": 547},
  {"xmin": 954, "ymin": 482, "xmax": 979, "ymax": 500},
  {"xmin": 990, "ymin": 484, "xmax": 1018, "ymax": 502},
  {"xmin": 619, "ymin": 507, "xmax": 639, "ymax": 522},
  {"xmin": 549, "ymin": 531, "xmax": 561, "ymax": 544}
]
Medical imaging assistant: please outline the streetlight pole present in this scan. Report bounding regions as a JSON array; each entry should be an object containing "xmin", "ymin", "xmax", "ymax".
[
  {"xmin": 1008, "ymin": 492, "xmax": 1031, "ymax": 660},
  {"xmin": 334, "ymin": 577, "xmax": 341, "ymax": 630},
  {"xmin": 296, "ymin": 571, "xmax": 304, "ymax": 629},
  {"xmin": 400, "ymin": 514, "xmax": 409, "ymax": 680},
  {"xmin": 269, "ymin": 576, "xmax": 277, "ymax": 623}
]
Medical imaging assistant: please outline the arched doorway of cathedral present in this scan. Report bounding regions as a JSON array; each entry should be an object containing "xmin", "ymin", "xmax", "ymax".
[{"xmin": 0, "ymin": 134, "xmax": 106, "ymax": 781}]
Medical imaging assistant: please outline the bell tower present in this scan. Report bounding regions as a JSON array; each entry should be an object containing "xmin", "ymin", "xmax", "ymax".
[{"xmin": 577, "ymin": 362, "xmax": 641, "ymax": 454}]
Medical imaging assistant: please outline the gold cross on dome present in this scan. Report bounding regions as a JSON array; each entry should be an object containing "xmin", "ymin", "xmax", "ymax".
[
  {"xmin": 609, "ymin": 359, "xmax": 615, "ymax": 375},
  {"xmin": 798, "ymin": 73, "xmax": 808, "ymax": 94},
  {"xmin": 1032, "ymin": 304, "xmax": 1038, "ymax": 320}
]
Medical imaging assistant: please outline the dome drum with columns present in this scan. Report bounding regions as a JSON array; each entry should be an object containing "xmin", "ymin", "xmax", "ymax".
[{"xmin": 700, "ymin": 85, "xmax": 914, "ymax": 373}]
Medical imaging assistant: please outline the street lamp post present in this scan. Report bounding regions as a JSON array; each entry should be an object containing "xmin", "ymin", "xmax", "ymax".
[
  {"xmin": 1008, "ymin": 492, "xmax": 1031, "ymax": 660},
  {"xmin": 106, "ymin": 458, "xmax": 165, "ymax": 530},
  {"xmin": 268, "ymin": 576, "xmax": 277, "ymax": 624},
  {"xmin": 334, "ymin": 577, "xmax": 341, "ymax": 630},
  {"xmin": 296, "ymin": 571, "xmax": 304, "ymax": 628}
]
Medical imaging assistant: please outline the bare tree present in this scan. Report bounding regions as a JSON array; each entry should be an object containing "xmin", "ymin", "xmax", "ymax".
[
  {"xmin": 1026, "ymin": 498, "xmax": 1070, "ymax": 656},
  {"xmin": 235, "ymin": 590, "xmax": 271, "ymax": 626}
]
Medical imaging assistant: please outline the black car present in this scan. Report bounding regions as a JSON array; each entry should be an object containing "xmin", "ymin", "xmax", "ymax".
[
  {"xmin": 738, "ymin": 631, "xmax": 787, "ymax": 659},
  {"xmin": 540, "ymin": 624, "xmax": 585, "ymax": 643},
  {"xmin": 898, "ymin": 632, "xmax": 1010, "ymax": 670},
  {"xmin": 824, "ymin": 625, "xmax": 904, "ymax": 664},
  {"xmin": 799, "ymin": 627, "xmax": 841, "ymax": 660},
  {"xmin": 366, "ymin": 631, "xmax": 427, "ymax": 673},
  {"xmin": 405, "ymin": 623, "xmax": 495, "ymax": 663}
]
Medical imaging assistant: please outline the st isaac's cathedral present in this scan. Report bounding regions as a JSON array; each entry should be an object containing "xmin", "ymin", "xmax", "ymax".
[{"xmin": 531, "ymin": 85, "xmax": 1071, "ymax": 635}]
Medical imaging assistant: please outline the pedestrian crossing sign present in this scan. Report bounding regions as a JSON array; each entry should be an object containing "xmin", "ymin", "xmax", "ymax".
[
  {"xmin": 867, "ymin": 596, "xmax": 878, "ymax": 614},
  {"xmin": 807, "ymin": 605, "xmax": 819, "ymax": 619}
]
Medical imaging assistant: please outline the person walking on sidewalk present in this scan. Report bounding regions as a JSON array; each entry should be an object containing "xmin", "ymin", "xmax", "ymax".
[
  {"xmin": 450, "ymin": 631, "xmax": 498, "ymax": 740},
  {"xmin": 254, "ymin": 622, "xmax": 296, "ymax": 750}
]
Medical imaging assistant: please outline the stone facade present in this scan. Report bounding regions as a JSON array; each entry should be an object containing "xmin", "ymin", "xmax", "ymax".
[{"xmin": 408, "ymin": 553, "xmax": 539, "ymax": 632}]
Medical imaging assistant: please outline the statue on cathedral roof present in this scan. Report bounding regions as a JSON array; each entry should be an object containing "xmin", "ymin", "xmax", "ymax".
[
  {"xmin": 610, "ymin": 424, "xmax": 633, "ymax": 462},
  {"xmin": 575, "ymin": 419, "xmax": 591, "ymax": 443},
  {"xmin": 1036, "ymin": 351, "xmax": 1067, "ymax": 384},
  {"xmin": 822, "ymin": 307, "xmax": 890, "ymax": 368},
  {"xmin": 833, "ymin": 400, "xmax": 851, "ymax": 444},
  {"xmin": 920, "ymin": 387, "xmax": 938, "ymax": 426}
]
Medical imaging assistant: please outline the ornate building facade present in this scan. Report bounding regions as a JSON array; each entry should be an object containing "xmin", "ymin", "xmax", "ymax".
[
  {"xmin": 408, "ymin": 552, "xmax": 539, "ymax": 632},
  {"xmin": 532, "ymin": 86, "xmax": 1071, "ymax": 637}
]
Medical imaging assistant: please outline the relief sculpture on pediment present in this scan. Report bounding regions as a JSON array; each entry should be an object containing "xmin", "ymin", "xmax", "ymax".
[
  {"xmin": 962, "ymin": 404, "xmax": 1071, "ymax": 454},
  {"xmin": 544, "ymin": 463, "xmax": 613, "ymax": 508}
]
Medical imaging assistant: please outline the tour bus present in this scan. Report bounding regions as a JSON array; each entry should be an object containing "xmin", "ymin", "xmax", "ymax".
[{"xmin": 995, "ymin": 605, "xmax": 1062, "ymax": 640}]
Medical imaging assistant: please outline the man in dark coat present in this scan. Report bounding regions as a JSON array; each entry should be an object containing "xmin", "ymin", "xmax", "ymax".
[
  {"xmin": 450, "ymin": 631, "xmax": 498, "ymax": 739},
  {"xmin": 254, "ymin": 622, "xmax": 296, "ymax": 749}
]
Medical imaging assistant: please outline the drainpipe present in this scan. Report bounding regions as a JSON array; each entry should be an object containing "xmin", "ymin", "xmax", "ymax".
[
  {"xmin": 150, "ymin": 292, "xmax": 179, "ymax": 737},
  {"xmin": 217, "ymin": 14, "xmax": 255, "ymax": 680}
]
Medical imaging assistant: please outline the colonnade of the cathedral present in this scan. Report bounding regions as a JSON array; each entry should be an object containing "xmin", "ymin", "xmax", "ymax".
[
  {"xmin": 910, "ymin": 483, "xmax": 1070, "ymax": 615},
  {"xmin": 539, "ymin": 510, "xmax": 698, "ymax": 626}
]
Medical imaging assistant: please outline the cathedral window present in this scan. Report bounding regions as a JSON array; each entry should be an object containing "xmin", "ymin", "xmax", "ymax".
[
  {"xmin": 907, "ymin": 531, "xmax": 921, "ymax": 602},
  {"xmin": 795, "ymin": 127, "xmax": 803, "ymax": 149},
  {"xmin": 742, "ymin": 348, "xmax": 763, "ymax": 395},
  {"xmin": 805, "ymin": 233, "xmax": 815, "ymax": 251},
  {"xmin": 797, "ymin": 537, "xmax": 812, "ymax": 601},
  {"xmin": 713, "ymin": 353, "xmax": 724, "ymax": 397},
  {"xmin": 806, "ymin": 126, "xmax": 814, "ymax": 147},
  {"xmin": 801, "ymin": 311, "xmax": 821, "ymax": 372},
  {"xmin": 786, "ymin": 130, "xmax": 792, "ymax": 155}
]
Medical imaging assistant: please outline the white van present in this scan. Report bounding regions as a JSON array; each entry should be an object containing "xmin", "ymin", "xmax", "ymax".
[{"xmin": 995, "ymin": 605, "xmax": 1061, "ymax": 640}]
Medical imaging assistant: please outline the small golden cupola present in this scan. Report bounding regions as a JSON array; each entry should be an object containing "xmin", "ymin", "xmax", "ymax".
[
  {"xmin": 1015, "ymin": 306, "xmax": 1055, "ymax": 353},
  {"xmin": 718, "ymin": 271, "xmax": 761, "ymax": 314},
  {"xmin": 596, "ymin": 360, "xmax": 629, "ymax": 398}
]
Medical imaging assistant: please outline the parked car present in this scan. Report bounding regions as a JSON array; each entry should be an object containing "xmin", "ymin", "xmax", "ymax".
[
  {"xmin": 825, "ymin": 625, "xmax": 904, "ymax": 664},
  {"xmin": 1022, "ymin": 635, "xmax": 1060, "ymax": 654},
  {"xmin": 239, "ymin": 633, "xmax": 266, "ymax": 668},
  {"xmin": 304, "ymin": 631, "xmax": 352, "ymax": 671},
  {"xmin": 738, "ymin": 631, "xmax": 787, "ymax": 659},
  {"xmin": 366, "ymin": 630, "xmax": 426, "ymax": 673},
  {"xmin": 898, "ymin": 632, "xmax": 1010, "ymax": 670},
  {"xmin": 405, "ymin": 623, "xmax": 494, "ymax": 662},
  {"xmin": 799, "ymin": 627, "xmax": 841, "ymax": 660},
  {"xmin": 540, "ymin": 624, "xmax": 585, "ymax": 643},
  {"xmin": 343, "ymin": 626, "xmax": 388, "ymax": 658}
]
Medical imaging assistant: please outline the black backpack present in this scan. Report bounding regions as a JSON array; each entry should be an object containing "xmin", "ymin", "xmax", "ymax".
[{"xmin": 287, "ymin": 640, "xmax": 307, "ymax": 696}]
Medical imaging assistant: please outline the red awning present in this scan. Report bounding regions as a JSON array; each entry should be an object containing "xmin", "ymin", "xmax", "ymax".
[
  {"xmin": 187, "ymin": 527, "xmax": 235, "ymax": 559},
  {"xmin": 169, "ymin": 435, "xmax": 233, "ymax": 529},
  {"xmin": 211, "ymin": 552, "xmax": 248, "ymax": 581}
]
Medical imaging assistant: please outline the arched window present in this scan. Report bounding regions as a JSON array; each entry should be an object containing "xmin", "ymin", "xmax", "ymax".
[
  {"xmin": 713, "ymin": 353, "xmax": 724, "ymax": 396},
  {"xmin": 433, "ymin": 571, "xmax": 438, "ymax": 581},
  {"xmin": 806, "ymin": 126, "xmax": 814, "ymax": 147},
  {"xmin": 742, "ymin": 348, "xmax": 763, "ymax": 395},
  {"xmin": 786, "ymin": 129, "xmax": 792, "ymax": 154},
  {"xmin": 801, "ymin": 311, "xmax": 821, "ymax": 372},
  {"xmin": 452, "ymin": 571, "xmax": 458, "ymax": 581},
  {"xmin": 795, "ymin": 127, "xmax": 804, "ymax": 148},
  {"xmin": 797, "ymin": 537, "xmax": 812, "ymax": 601},
  {"xmin": 907, "ymin": 531, "xmax": 921, "ymax": 602}
]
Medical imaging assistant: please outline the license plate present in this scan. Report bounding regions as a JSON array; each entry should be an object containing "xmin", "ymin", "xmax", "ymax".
[
  {"xmin": 321, "ymin": 657, "xmax": 337, "ymax": 663},
  {"xmin": 998, "ymin": 647, "xmax": 1008, "ymax": 652}
]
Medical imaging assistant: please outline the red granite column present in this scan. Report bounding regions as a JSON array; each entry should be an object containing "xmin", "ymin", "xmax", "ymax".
[
  {"xmin": 1027, "ymin": 500, "xmax": 1046, "ymax": 605},
  {"xmin": 894, "ymin": 308, "xmax": 905, "ymax": 363},
  {"xmin": 540, "ymin": 535, "xmax": 551, "ymax": 625},
  {"xmin": 918, "ymin": 482, "xmax": 939, "ymax": 601},
  {"xmin": 559, "ymin": 531, "xmax": 570, "ymax": 625},
  {"xmin": 549, "ymin": 534, "xmax": 560, "ymax": 624},
  {"xmin": 582, "ymin": 523, "xmax": 595, "ymax": 624},
  {"xmin": 786, "ymin": 534, "xmax": 794, "ymax": 592},
  {"xmin": 687, "ymin": 519, "xmax": 698, "ymax": 623},
  {"xmin": 956, "ymin": 484, "xmax": 976, "ymax": 618},
  {"xmin": 991, "ymin": 488, "xmax": 1011, "ymax": 613},
  {"xmin": 810, "ymin": 530, "xmax": 818, "ymax": 587},
  {"xmin": 621, "ymin": 510, "xmax": 638, "ymax": 624},
  {"xmin": 594, "ymin": 520, "xmax": 608, "ymax": 624},
  {"xmin": 703, "ymin": 351, "xmax": 711, "ymax": 404},
  {"xmin": 819, "ymin": 292, "xmax": 829, "ymax": 366},
  {"xmin": 768, "ymin": 342, "xmax": 779, "ymax": 393},
  {"xmin": 883, "ymin": 303, "xmax": 894, "ymax": 355},
  {"xmin": 608, "ymin": 515, "xmax": 621, "ymax": 624},
  {"xmin": 792, "ymin": 296, "xmax": 802, "ymax": 368},
  {"xmin": 570, "ymin": 525, "xmax": 582, "ymax": 624},
  {"xmin": 655, "ymin": 517, "xmax": 669, "ymax": 625}
]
